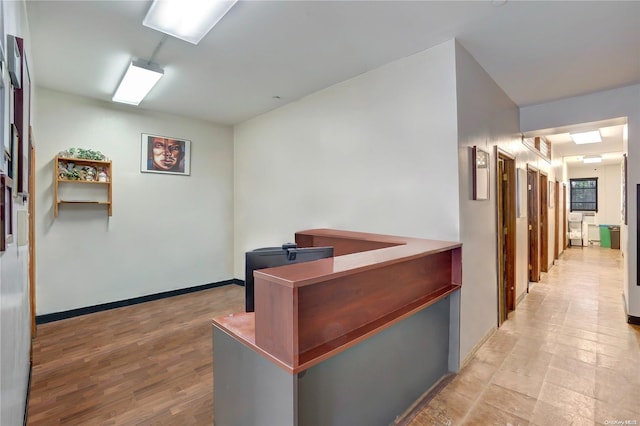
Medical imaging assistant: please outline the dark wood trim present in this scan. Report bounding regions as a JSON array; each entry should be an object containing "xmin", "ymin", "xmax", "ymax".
[
  {"xmin": 0, "ymin": 175, "xmax": 13, "ymax": 252},
  {"xmin": 505, "ymin": 158, "xmax": 516, "ymax": 310},
  {"xmin": 496, "ymin": 157, "xmax": 506, "ymax": 324},
  {"xmin": 527, "ymin": 165, "xmax": 540, "ymax": 284},
  {"xmin": 14, "ymin": 36, "xmax": 31, "ymax": 195},
  {"xmin": 496, "ymin": 147, "xmax": 516, "ymax": 160},
  {"xmin": 622, "ymin": 154, "xmax": 627, "ymax": 225},
  {"xmin": 554, "ymin": 181, "xmax": 560, "ymax": 260},
  {"xmin": 35, "ymin": 279, "xmax": 242, "ymax": 324},
  {"xmin": 29, "ymin": 141, "xmax": 36, "ymax": 338},
  {"xmin": 628, "ymin": 315, "xmax": 640, "ymax": 325},
  {"xmin": 540, "ymin": 172, "xmax": 549, "ymax": 273},
  {"xmin": 563, "ymin": 183, "xmax": 568, "ymax": 249},
  {"xmin": 496, "ymin": 149, "xmax": 517, "ymax": 323}
]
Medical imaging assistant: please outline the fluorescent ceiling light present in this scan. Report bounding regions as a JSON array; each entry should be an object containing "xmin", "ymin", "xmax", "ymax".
[
  {"xmin": 583, "ymin": 155, "xmax": 602, "ymax": 164},
  {"xmin": 143, "ymin": 0, "xmax": 238, "ymax": 45},
  {"xmin": 112, "ymin": 60, "xmax": 163, "ymax": 106},
  {"xmin": 571, "ymin": 130, "xmax": 602, "ymax": 144}
]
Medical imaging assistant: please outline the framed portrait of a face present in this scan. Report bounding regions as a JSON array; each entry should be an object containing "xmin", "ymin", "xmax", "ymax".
[{"xmin": 140, "ymin": 133, "xmax": 191, "ymax": 176}]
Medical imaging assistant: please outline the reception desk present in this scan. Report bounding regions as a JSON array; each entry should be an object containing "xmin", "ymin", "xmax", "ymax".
[{"xmin": 212, "ymin": 229, "xmax": 462, "ymax": 426}]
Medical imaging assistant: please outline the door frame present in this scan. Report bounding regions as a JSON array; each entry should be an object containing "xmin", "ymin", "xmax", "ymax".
[
  {"xmin": 496, "ymin": 148, "xmax": 516, "ymax": 325},
  {"xmin": 527, "ymin": 164, "xmax": 540, "ymax": 286},
  {"xmin": 554, "ymin": 180, "xmax": 560, "ymax": 260},
  {"xmin": 563, "ymin": 183, "xmax": 568, "ymax": 249},
  {"xmin": 539, "ymin": 172, "xmax": 549, "ymax": 273},
  {"xmin": 29, "ymin": 138, "xmax": 36, "ymax": 343}
]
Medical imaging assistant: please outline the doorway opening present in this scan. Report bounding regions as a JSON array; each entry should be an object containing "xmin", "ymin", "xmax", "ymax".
[
  {"xmin": 540, "ymin": 172, "xmax": 549, "ymax": 273},
  {"xmin": 554, "ymin": 180, "xmax": 560, "ymax": 261},
  {"xmin": 527, "ymin": 164, "xmax": 540, "ymax": 288},
  {"xmin": 563, "ymin": 183, "xmax": 568, "ymax": 250},
  {"xmin": 496, "ymin": 148, "xmax": 516, "ymax": 326}
]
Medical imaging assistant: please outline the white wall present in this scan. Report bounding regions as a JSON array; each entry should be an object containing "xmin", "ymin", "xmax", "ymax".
[
  {"xmin": 234, "ymin": 40, "xmax": 460, "ymax": 278},
  {"xmin": 0, "ymin": 1, "xmax": 32, "ymax": 424},
  {"xmin": 454, "ymin": 43, "xmax": 531, "ymax": 361},
  {"xmin": 34, "ymin": 88, "xmax": 234, "ymax": 314},
  {"xmin": 568, "ymin": 163, "xmax": 622, "ymax": 228},
  {"xmin": 521, "ymin": 84, "xmax": 640, "ymax": 317}
]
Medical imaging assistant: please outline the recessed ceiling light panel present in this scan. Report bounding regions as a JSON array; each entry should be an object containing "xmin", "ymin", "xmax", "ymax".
[
  {"xmin": 143, "ymin": 0, "xmax": 238, "ymax": 45},
  {"xmin": 583, "ymin": 155, "xmax": 602, "ymax": 164},
  {"xmin": 571, "ymin": 130, "xmax": 602, "ymax": 144}
]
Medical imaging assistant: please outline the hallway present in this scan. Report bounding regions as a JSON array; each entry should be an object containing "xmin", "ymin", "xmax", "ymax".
[{"xmin": 407, "ymin": 246, "xmax": 640, "ymax": 425}]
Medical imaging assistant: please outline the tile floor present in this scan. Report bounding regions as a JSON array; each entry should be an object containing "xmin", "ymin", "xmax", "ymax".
[{"xmin": 407, "ymin": 246, "xmax": 640, "ymax": 426}]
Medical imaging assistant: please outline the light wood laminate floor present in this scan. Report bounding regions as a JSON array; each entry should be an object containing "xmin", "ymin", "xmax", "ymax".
[{"xmin": 28, "ymin": 247, "xmax": 639, "ymax": 425}]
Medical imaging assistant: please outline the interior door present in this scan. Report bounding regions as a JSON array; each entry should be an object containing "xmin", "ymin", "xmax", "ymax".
[
  {"xmin": 497, "ymin": 158, "xmax": 507, "ymax": 325},
  {"xmin": 540, "ymin": 173, "xmax": 548, "ymax": 273},
  {"xmin": 554, "ymin": 180, "xmax": 560, "ymax": 260},
  {"xmin": 527, "ymin": 167, "xmax": 540, "ymax": 285},
  {"xmin": 497, "ymin": 149, "xmax": 516, "ymax": 325},
  {"xmin": 563, "ymin": 184, "xmax": 568, "ymax": 249}
]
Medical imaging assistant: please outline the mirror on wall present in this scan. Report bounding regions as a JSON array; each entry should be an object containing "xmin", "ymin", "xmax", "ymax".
[{"xmin": 472, "ymin": 146, "xmax": 490, "ymax": 200}]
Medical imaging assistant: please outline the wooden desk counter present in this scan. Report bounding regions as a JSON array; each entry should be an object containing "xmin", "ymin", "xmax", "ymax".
[{"xmin": 212, "ymin": 229, "xmax": 461, "ymax": 374}]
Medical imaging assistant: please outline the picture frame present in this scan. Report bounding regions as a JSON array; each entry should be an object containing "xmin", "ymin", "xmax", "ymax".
[
  {"xmin": 7, "ymin": 35, "xmax": 20, "ymax": 88},
  {"xmin": 10, "ymin": 123, "xmax": 17, "ymax": 182},
  {"xmin": 0, "ymin": 2, "xmax": 5, "ymax": 63},
  {"xmin": 472, "ymin": 146, "xmax": 489, "ymax": 200},
  {"xmin": 0, "ymin": 41, "xmax": 6, "ymax": 171},
  {"xmin": 17, "ymin": 44, "xmax": 30, "ymax": 195},
  {"xmin": 0, "ymin": 174, "xmax": 13, "ymax": 251},
  {"xmin": 621, "ymin": 154, "xmax": 627, "ymax": 225},
  {"xmin": 140, "ymin": 133, "xmax": 191, "ymax": 176}
]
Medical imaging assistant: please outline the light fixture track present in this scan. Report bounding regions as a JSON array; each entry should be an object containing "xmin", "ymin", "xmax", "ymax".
[{"xmin": 147, "ymin": 34, "xmax": 168, "ymax": 65}]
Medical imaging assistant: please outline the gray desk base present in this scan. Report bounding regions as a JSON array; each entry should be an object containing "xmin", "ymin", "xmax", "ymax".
[{"xmin": 213, "ymin": 295, "xmax": 454, "ymax": 426}]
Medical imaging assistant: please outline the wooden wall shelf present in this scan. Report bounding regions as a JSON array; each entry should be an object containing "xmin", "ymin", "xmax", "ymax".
[{"xmin": 54, "ymin": 156, "xmax": 112, "ymax": 217}]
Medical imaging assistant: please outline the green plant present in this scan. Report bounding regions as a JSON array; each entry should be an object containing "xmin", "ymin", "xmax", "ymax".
[{"xmin": 60, "ymin": 148, "xmax": 107, "ymax": 161}]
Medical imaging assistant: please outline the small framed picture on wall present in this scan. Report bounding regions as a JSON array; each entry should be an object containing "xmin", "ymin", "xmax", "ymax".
[
  {"xmin": 140, "ymin": 133, "xmax": 191, "ymax": 176},
  {"xmin": 472, "ymin": 146, "xmax": 490, "ymax": 200}
]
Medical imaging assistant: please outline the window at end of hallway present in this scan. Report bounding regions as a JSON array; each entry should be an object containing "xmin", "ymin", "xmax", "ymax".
[{"xmin": 570, "ymin": 177, "xmax": 598, "ymax": 212}]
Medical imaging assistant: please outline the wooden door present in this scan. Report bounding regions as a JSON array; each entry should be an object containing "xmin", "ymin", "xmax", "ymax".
[
  {"xmin": 540, "ymin": 173, "xmax": 548, "ymax": 273},
  {"xmin": 497, "ymin": 158, "xmax": 507, "ymax": 324},
  {"xmin": 563, "ymin": 184, "xmax": 568, "ymax": 249},
  {"xmin": 527, "ymin": 166, "xmax": 540, "ymax": 285},
  {"xmin": 496, "ymin": 149, "xmax": 516, "ymax": 325},
  {"xmin": 554, "ymin": 181, "xmax": 560, "ymax": 260}
]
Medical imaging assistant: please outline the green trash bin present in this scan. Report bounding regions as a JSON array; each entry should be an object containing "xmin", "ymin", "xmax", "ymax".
[
  {"xmin": 599, "ymin": 225, "xmax": 611, "ymax": 248},
  {"xmin": 609, "ymin": 226, "xmax": 620, "ymax": 249}
]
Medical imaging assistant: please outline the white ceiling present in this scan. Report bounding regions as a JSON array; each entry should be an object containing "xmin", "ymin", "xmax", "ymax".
[
  {"xmin": 535, "ymin": 120, "xmax": 627, "ymax": 167},
  {"xmin": 25, "ymin": 1, "xmax": 640, "ymax": 128}
]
